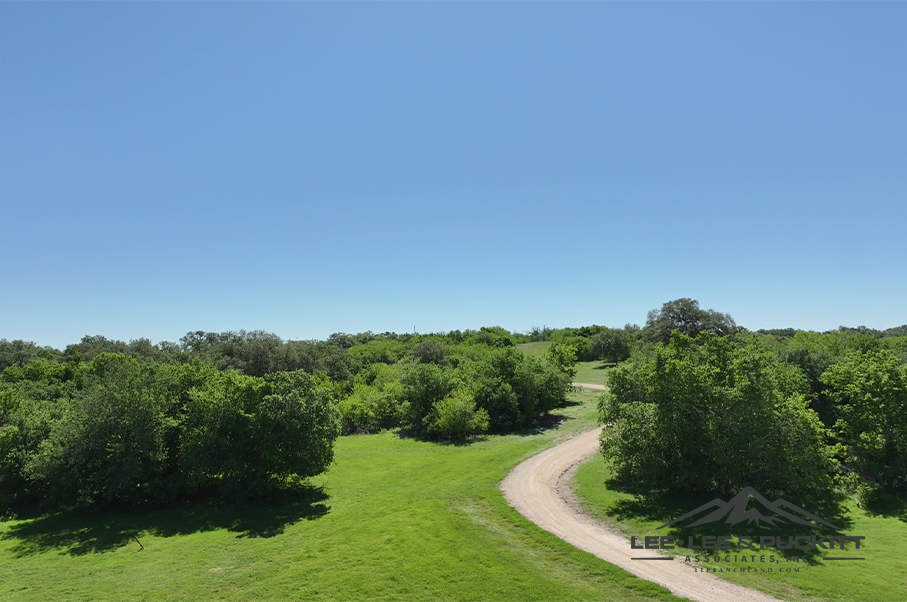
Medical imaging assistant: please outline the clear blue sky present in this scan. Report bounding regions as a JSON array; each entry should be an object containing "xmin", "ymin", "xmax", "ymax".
[{"xmin": 2, "ymin": 3, "xmax": 905, "ymax": 349}]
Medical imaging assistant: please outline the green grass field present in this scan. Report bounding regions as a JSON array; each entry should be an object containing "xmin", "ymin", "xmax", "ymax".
[
  {"xmin": 516, "ymin": 342, "xmax": 612, "ymax": 386},
  {"xmin": 0, "ymin": 390, "xmax": 682, "ymax": 602},
  {"xmin": 572, "ymin": 455, "xmax": 907, "ymax": 602}
]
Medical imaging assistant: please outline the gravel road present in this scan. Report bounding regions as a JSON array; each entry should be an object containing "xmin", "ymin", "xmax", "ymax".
[{"xmin": 500, "ymin": 399, "xmax": 781, "ymax": 602}]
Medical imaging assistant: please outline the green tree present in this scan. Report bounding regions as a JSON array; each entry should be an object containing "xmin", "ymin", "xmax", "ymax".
[
  {"xmin": 425, "ymin": 390, "xmax": 489, "ymax": 440},
  {"xmin": 590, "ymin": 328, "xmax": 632, "ymax": 363},
  {"xmin": 642, "ymin": 298, "xmax": 737, "ymax": 344},
  {"xmin": 600, "ymin": 332, "xmax": 834, "ymax": 497},
  {"xmin": 399, "ymin": 363, "xmax": 456, "ymax": 435},
  {"xmin": 545, "ymin": 342, "xmax": 577, "ymax": 381},
  {"xmin": 26, "ymin": 354, "xmax": 171, "ymax": 506},
  {"xmin": 821, "ymin": 350, "xmax": 907, "ymax": 499}
]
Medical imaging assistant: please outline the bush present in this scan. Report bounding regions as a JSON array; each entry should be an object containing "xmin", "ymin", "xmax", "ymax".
[
  {"xmin": 425, "ymin": 390, "xmax": 489, "ymax": 440},
  {"xmin": 399, "ymin": 363, "xmax": 456, "ymax": 435},
  {"xmin": 473, "ymin": 348, "xmax": 569, "ymax": 430},
  {"xmin": 181, "ymin": 369, "xmax": 339, "ymax": 496},
  {"xmin": 412, "ymin": 340, "xmax": 449, "ymax": 366},
  {"xmin": 545, "ymin": 343, "xmax": 577, "ymax": 380},
  {"xmin": 339, "ymin": 381, "xmax": 404, "ymax": 434}
]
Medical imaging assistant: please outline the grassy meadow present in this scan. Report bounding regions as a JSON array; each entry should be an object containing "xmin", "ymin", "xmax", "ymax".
[
  {"xmin": 572, "ymin": 454, "xmax": 907, "ymax": 602},
  {"xmin": 516, "ymin": 342, "xmax": 612, "ymax": 386},
  {"xmin": 0, "ymin": 389, "xmax": 681, "ymax": 602}
]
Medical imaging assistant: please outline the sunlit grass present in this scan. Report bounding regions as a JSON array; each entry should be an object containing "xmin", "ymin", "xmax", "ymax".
[
  {"xmin": 0, "ymin": 390, "xmax": 680, "ymax": 602},
  {"xmin": 573, "ymin": 454, "xmax": 907, "ymax": 602}
]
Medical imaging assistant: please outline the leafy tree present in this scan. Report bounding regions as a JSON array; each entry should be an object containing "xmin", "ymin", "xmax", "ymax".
[
  {"xmin": 642, "ymin": 298, "xmax": 737, "ymax": 344},
  {"xmin": 821, "ymin": 350, "xmax": 907, "ymax": 499},
  {"xmin": 180, "ymin": 369, "xmax": 339, "ymax": 496},
  {"xmin": 399, "ymin": 363, "xmax": 456, "ymax": 435},
  {"xmin": 26, "ymin": 354, "xmax": 171, "ymax": 506},
  {"xmin": 545, "ymin": 342, "xmax": 577, "ymax": 381},
  {"xmin": 468, "ymin": 327, "xmax": 515, "ymax": 348},
  {"xmin": 348, "ymin": 339, "xmax": 407, "ymax": 367},
  {"xmin": 600, "ymin": 332, "xmax": 834, "ymax": 497},
  {"xmin": 472, "ymin": 348, "xmax": 568, "ymax": 430},
  {"xmin": 425, "ymin": 390, "xmax": 489, "ymax": 440},
  {"xmin": 179, "ymin": 369, "xmax": 267, "ymax": 496},
  {"xmin": 0, "ymin": 340, "xmax": 59, "ymax": 371},
  {"xmin": 339, "ymin": 377, "xmax": 405, "ymax": 434},
  {"xmin": 412, "ymin": 339, "xmax": 449, "ymax": 366},
  {"xmin": 257, "ymin": 371, "xmax": 340, "ymax": 485},
  {"xmin": 590, "ymin": 328, "xmax": 632, "ymax": 363}
]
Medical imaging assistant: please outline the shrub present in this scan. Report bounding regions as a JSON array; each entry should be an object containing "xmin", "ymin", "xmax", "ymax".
[
  {"xmin": 339, "ymin": 381, "xmax": 404, "ymax": 434},
  {"xmin": 473, "ymin": 348, "xmax": 569, "ymax": 430},
  {"xmin": 399, "ymin": 363, "xmax": 456, "ymax": 435},
  {"xmin": 425, "ymin": 390, "xmax": 489, "ymax": 440},
  {"xmin": 545, "ymin": 342, "xmax": 577, "ymax": 380}
]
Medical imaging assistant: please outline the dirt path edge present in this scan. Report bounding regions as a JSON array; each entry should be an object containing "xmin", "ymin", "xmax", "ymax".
[{"xmin": 499, "ymin": 396, "xmax": 782, "ymax": 602}]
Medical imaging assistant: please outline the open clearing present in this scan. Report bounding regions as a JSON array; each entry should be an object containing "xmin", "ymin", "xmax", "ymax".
[
  {"xmin": 0, "ymin": 389, "xmax": 682, "ymax": 602},
  {"xmin": 517, "ymin": 342, "xmax": 612, "ymax": 386}
]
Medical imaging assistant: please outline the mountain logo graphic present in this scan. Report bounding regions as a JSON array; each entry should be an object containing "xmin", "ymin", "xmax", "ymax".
[{"xmin": 656, "ymin": 486, "xmax": 840, "ymax": 531}]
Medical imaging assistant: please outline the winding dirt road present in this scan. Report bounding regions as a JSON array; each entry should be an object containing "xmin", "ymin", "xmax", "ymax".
[{"xmin": 500, "ymin": 385, "xmax": 780, "ymax": 602}]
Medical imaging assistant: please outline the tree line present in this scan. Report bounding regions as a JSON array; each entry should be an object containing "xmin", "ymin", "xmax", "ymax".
[
  {"xmin": 2, "ymin": 302, "xmax": 905, "ymax": 512},
  {"xmin": 0, "ymin": 326, "xmax": 572, "ymax": 513}
]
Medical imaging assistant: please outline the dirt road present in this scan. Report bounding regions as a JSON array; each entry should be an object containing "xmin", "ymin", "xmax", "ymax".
[
  {"xmin": 500, "ymin": 421, "xmax": 780, "ymax": 602},
  {"xmin": 571, "ymin": 382, "xmax": 607, "ymax": 390}
]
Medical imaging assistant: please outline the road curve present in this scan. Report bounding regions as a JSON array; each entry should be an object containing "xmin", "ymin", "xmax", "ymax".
[{"xmin": 499, "ymin": 423, "xmax": 781, "ymax": 602}]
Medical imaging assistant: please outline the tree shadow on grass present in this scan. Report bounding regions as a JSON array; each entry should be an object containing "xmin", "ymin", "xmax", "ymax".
[
  {"xmin": 1, "ymin": 484, "xmax": 329, "ymax": 558},
  {"xmin": 559, "ymin": 399, "xmax": 585, "ymax": 408},
  {"xmin": 863, "ymin": 492, "xmax": 907, "ymax": 523},
  {"xmin": 513, "ymin": 411, "xmax": 576, "ymax": 437},
  {"xmin": 602, "ymin": 476, "xmax": 854, "ymax": 563}
]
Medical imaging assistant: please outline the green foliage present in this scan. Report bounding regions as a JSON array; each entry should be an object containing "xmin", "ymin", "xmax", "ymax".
[
  {"xmin": 545, "ymin": 342, "xmax": 578, "ymax": 380},
  {"xmin": 347, "ymin": 339, "xmax": 407, "ymax": 367},
  {"xmin": 590, "ymin": 328, "xmax": 632, "ymax": 363},
  {"xmin": 1, "ymin": 354, "xmax": 341, "ymax": 511},
  {"xmin": 473, "ymin": 348, "xmax": 568, "ymax": 430},
  {"xmin": 821, "ymin": 350, "xmax": 907, "ymax": 496},
  {"xmin": 179, "ymin": 369, "xmax": 268, "ymax": 495},
  {"xmin": 466, "ymin": 326, "xmax": 515, "ymax": 348},
  {"xmin": 257, "ymin": 371, "xmax": 341, "ymax": 483},
  {"xmin": 642, "ymin": 298, "xmax": 737, "ymax": 344},
  {"xmin": 26, "ymin": 354, "xmax": 171, "ymax": 506},
  {"xmin": 411, "ymin": 339, "xmax": 449, "ymax": 366},
  {"xmin": 399, "ymin": 363, "xmax": 457, "ymax": 435},
  {"xmin": 338, "ymin": 374, "xmax": 405, "ymax": 435},
  {"xmin": 180, "ymin": 369, "xmax": 341, "ymax": 497},
  {"xmin": 340, "ymin": 346, "xmax": 571, "ymax": 439},
  {"xmin": 600, "ymin": 332, "xmax": 834, "ymax": 497},
  {"xmin": 0, "ymin": 340, "xmax": 60, "ymax": 372},
  {"xmin": 425, "ymin": 390, "xmax": 490, "ymax": 440}
]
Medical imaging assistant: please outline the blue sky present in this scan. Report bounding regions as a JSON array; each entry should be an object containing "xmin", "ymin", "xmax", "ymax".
[{"xmin": 2, "ymin": 3, "xmax": 905, "ymax": 348}]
